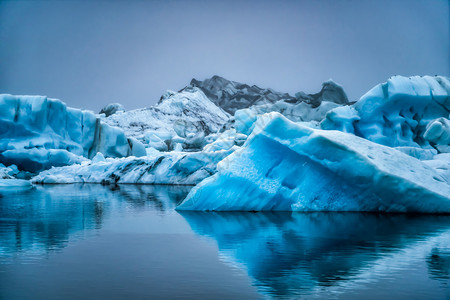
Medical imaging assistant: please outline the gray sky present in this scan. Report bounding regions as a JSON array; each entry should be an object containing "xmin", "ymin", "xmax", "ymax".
[{"xmin": 1, "ymin": 0, "xmax": 449, "ymax": 112}]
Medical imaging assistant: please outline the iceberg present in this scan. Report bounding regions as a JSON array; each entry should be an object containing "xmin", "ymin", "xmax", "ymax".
[
  {"xmin": 321, "ymin": 76, "xmax": 450, "ymax": 154},
  {"xmin": 0, "ymin": 179, "xmax": 32, "ymax": 191},
  {"xmin": 0, "ymin": 95, "xmax": 146, "ymax": 173},
  {"xmin": 0, "ymin": 163, "xmax": 17, "ymax": 179},
  {"xmin": 32, "ymin": 149, "xmax": 233, "ymax": 185},
  {"xmin": 424, "ymin": 117, "xmax": 450, "ymax": 153},
  {"xmin": 104, "ymin": 76, "xmax": 349, "ymax": 153},
  {"xmin": 209, "ymin": 80, "xmax": 350, "ymax": 152},
  {"xmin": 103, "ymin": 87, "xmax": 229, "ymax": 151},
  {"xmin": 177, "ymin": 113, "xmax": 450, "ymax": 212}
]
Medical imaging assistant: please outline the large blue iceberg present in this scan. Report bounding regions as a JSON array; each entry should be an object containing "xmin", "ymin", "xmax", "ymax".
[
  {"xmin": 0, "ymin": 95, "xmax": 146, "ymax": 172},
  {"xmin": 177, "ymin": 113, "xmax": 450, "ymax": 212}
]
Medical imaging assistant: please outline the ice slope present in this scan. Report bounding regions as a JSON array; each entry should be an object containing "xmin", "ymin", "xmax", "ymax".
[
  {"xmin": 177, "ymin": 113, "xmax": 450, "ymax": 212},
  {"xmin": 321, "ymin": 76, "xmax": 450, "ymax": 154},
  {"xmin": 32, "ymin": 149, "xmax": 233, "ymax": 185},
  {"xmin": 0, "ymin": 95, "xmax": 146, "ymax": 173},
  {"xmin": 103, "ymin": 87, "xmax": 229, "ymax": 151},
  {"xmin": 191, "ymin": 75, "xmax": 349, "ymax": 114}
]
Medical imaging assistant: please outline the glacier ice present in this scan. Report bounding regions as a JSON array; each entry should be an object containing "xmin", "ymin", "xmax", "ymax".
[
  {"xmin": 32, "ymin": 149, "xmax": 234, "ymax": 185},
  {"xmin": 4, "ymin": 73, "xmax": 449, "ymax": 216},
  {"xmin": 0, "ymin": 164, "xmax": 17, "ymax": 179},
  {"xmin": 177, "ymin": 113, "xmax": 450, "ymax": 212},
  {"xmin": 213, "ymin": 79, "xmax": 350, "ymax": 145},
  {"xmin": 321, "ymin": 76, "xmax": 450, "ymax": 154},
  {"xmin": 423, "ymin": 153, "xmax": 450, "ymax": 184},
  {"xmin": 0, "ymin": 94, "xmax": 145, "ymax": 173},
  {"xmin": 227, "ymin": 100, "xmax": 341, "ymax": 137},
  {"xmin": 103, "ymin": 87, "xmax": 229, "ymax": 152},
  {"xmin": 202, "ymin": 129, "xmax": 246, "ymax": 153},
  {"xmin": 0, "ymin": 179, "xmax": 32, "ymax": 191},
  {"xmin": 424, "ymin": 117, "xmax": 450, "ymax": 153}
]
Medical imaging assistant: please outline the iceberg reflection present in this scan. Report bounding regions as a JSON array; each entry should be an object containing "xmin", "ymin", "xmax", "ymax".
[
  {"xmin": 180, "ymin": 212, "xmax": 450, "ymax": 297},
  {"xmin": 0, "ymin": 184, "xmax": 190, "ymax": 262}
]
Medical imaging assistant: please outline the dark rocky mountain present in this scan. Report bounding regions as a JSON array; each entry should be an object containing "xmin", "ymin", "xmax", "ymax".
[{"xmin": 190, "ymin": 75, "xmax": 350, "ymax": 114}]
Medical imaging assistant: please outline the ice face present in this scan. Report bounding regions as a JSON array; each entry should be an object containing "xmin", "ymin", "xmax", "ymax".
[
  {"xmin": 177, "ymin": 113, "xmax": 450, "ymax": 212},
  {"xmin": 0, "ymin": 95, "xmax": 145, "ymax": 173},
  {"xmin": 321, "ymin": 76, "xmax": 450, "ymax": 154}
]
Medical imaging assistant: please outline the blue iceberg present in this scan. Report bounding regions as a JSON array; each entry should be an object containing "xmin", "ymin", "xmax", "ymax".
[
  {"xmin": 0, "ymin": 94, "xmax": 146, "ymax": 173},
  {"xmin": 177, "ymin": 113, "xmax": 450, "ymax": 212},
  {"xmin": 321, "ymin": 75, "xmax": 450, "ymax": 153}
]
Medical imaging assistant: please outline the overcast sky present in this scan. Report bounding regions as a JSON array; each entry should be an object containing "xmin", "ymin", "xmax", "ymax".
[{"xmin": 0, "ymin": 0, "xmax": 449, "ymax": 111}]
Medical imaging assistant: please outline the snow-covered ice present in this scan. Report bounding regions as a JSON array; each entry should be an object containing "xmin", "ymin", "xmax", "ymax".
[
  {"xmin": 177, "ymin": 113, "xmax": 450, "ymax": 212},
  {"xmin": 103, "ymin": 87, "xmax": 229, "ymax": 151}
]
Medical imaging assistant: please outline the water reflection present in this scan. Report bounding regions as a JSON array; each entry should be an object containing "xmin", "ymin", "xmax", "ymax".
[
  {"xmin": 0, "ymin": 184, "xmax": 190, "ymax": 262},
  {"xmin": 428, "ymin": 248, "xmax": 450, "ymax": 282},
  {"xmin": 2, "ymin": 185, "xmax": 450, "ymax": 298},
  {"xmin": 180, "ymin": 212, "xmax": 450, "ymax": 297}
]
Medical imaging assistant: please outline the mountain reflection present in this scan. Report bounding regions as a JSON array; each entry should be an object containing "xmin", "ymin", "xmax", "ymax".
[
  {"xmin": 180, "ymin": 212, "xmax": 450, "ymax": 297},
  {"xmin": 0, "ymin": 184, "xmax": 190, "ymax": 261}
]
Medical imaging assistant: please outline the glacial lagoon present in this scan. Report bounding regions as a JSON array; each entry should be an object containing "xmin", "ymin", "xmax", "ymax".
[{"xmin": 1, "ymin": 184, "xmax": 450, "ymax": 299}]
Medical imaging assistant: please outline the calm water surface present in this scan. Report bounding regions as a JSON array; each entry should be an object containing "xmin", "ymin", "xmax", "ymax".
[{"xmin": 0, "ymin": 184, "xmax": 449, "ymax": 299}]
